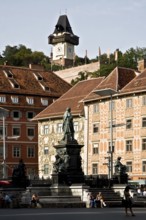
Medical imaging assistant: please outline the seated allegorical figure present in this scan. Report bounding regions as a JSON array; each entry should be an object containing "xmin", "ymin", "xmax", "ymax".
[{"xmin": 115, "ymin": 156, "xmax": 127, "ymax": 175}]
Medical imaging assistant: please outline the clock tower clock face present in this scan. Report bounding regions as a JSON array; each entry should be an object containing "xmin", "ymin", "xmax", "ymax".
[{"xmin": 54, "ymin": 44, "xmax": 64, "ymax": 57}]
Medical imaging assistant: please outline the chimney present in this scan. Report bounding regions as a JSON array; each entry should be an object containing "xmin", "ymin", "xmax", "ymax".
[
  {"xmin": 137, "ymin": 58, "xmax": 146, "ymax": 72},
  {"xmin": 29, "ymin": 64, "xmax": 44, "ymax": 71}
]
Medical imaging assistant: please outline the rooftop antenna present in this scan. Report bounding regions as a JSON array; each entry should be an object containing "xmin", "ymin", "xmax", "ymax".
[{"xmin": 65, "ymin": 9, "xmax": 67, "ymax": 15}]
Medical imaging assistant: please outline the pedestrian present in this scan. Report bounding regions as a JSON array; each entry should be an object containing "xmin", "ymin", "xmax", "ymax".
[
  {"xmin": 123, "ymin": 186, "xmax": 135, "ymax": 216},
  {"xmin": 31, "ymin": 193, "xmax": 39, "ymax": 208},
  {"xmin": 3, "ymin": 193, "xmax": 12, "ymax": 208},
  {"xmin": 89, "ymin": 193, "xmax": 95, "ymax": 208},
  {"xmin": 95, "ymin": 192, "xmax": 106, "ymax": 208}
]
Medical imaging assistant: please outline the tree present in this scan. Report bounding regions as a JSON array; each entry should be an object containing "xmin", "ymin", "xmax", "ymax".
[
  {"xmin": 71, "ymin": 71, "xmax": 89, "ymax": 85},
  {"xmin": 1, "ymin": 44, "xmax": 50, "ymax": 68}
]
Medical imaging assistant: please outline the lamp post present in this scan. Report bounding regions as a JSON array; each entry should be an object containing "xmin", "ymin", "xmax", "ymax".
[
  {"xmin": 94, "ymin": 88, "xmax": 117, "ymax": 179},
  {"xmin": 0, "ymin": 107, "xmax": 9, "ymax": 179}
]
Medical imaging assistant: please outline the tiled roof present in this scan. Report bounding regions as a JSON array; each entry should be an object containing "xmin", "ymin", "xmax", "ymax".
[
  {"xmin": 83, "ymin": 67, "xmax": 138, "ymax": 102},
  {"xmin": 33, "ymin": 77, "xmax": 104, "ymax": 120},
  {"xmin": 120, "ymin": 68, "xmax": 146, "ymax": 94},
  {"xmin": 0, "ymin": 65, "xmax": 71, "ymax": 97}
]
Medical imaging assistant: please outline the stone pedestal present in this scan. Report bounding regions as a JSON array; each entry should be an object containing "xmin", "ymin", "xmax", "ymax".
[{"xmin": 52, "ymin": 142, "xmax": 84, "ymax": 185}]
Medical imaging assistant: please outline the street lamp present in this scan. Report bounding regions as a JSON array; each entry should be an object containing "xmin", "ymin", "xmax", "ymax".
[
  {"xmin": 0, "ymin": 107, "xmax": 9, "ymax": 179},
  {"xmin": 94, "ymin": 88, "xmax": 117, "ymax": 179}
]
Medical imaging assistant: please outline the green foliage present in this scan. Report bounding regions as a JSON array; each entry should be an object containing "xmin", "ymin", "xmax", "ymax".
[
  {"xmin": 1, "ymin": 44, "xmax": 50, "ymax": 68},
  {"xmin": 71, "ymin": 71, "xmax": 89, "ymax": 85}
]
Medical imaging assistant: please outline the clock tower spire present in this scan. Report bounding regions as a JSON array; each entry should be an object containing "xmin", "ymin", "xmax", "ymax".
[{"xmin": 48, "ymin": 15, "xmax": 79, "ymax": 67}]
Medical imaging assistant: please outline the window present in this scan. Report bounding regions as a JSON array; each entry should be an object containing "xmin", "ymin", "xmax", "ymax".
[
  {"xmin": 126, "ymin": 140, "xmax": 132, "ymax": 152},
  {"xmin": 142, "ymin": 117, "xmax": 146, "ymax": 127},
  {"xmin": 27, "ymin": 128, "xmax": 35, "ymax": 137},
  {"xmin": 0, "ymin": 96, "xmax": 6, "ymax": 103},
  {"xmin": 126, "ymin": 161, "xmax": 132, "ymax": 172},
  {"xmin": 11, "ymin": 96, "xmax": 19, "ymax": 104},
  {"xmin": 57, "ymin": 123, "xmax": 62, "ymax": 133},
  {"xmin": 74, "ymin": 121, "xmax": 79, "ymax": 132},
  {"xmin": 12, "ymin": 111, "xmax": 20, "ymax": 120},
  {"xmin": 13, "ymin": 145, "xmax": 21, "ymax": 158},
  {"xmin": 43, "ymin": 125, "xmax": 49, "ymax": 135},
  {"xmin": 142, "ymin": 138, "xmax": 146, "ymax": 150},
  {"xmin": 27, "ymin": 146, "xmax": 35, "ymax": 158},
  {"xmin": 26, "ymin": 97, "xmax": 34, "ymax": 105},
  {"xmin": 142, "ymin": 96, "xmax": 146, "ymax": 105},
  {"xmin": 44, "ymin": 164, "xmax": 49, "ymax": 175},
  {"xmin": 126, "ymin": 119, "xmax": 132, "ymax": 129},
  {"xmin": 93, "ymin": 123, "xmax": 99, "ymax": 133},
  {"xmin": 27, "ymin": 112, "xmax": 35, "ymax": 120},
  {"xmin": 93, "ymin": 143, "xmax": 99, "ymax": 154},
  {"xmin": 41, "ymin": 98, "xmax": 48, "ymax": 106},
  {"xmin": 142, "ymin": 161, "xmax": 146, "ymax": 172},
  {"xmin": 44, "ymin": 146, "xmax": 49, "ymax": 155},
  {"xmin": 13, "ymin": 127, "xmax": 20, "ymax": 136},
  {"xmin": 92, "ymin": 163, "xmax": 98, "ymax": 175},
  {"xmin": 93, "ymin": 104, "xmax": 99, "ymax": 113},
  {"xmin": 126, "ymin": 98, "xmax": 132, "ymax": 108}
]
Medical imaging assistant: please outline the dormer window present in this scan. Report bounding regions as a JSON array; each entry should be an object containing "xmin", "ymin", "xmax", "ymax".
[
  {"xmin": 33, "ymin": 72, "xmax": 43, "ymax": 81},
  {"xmin": 39, "ymin": 82, "xmax": 50, "ymax": 92},
  {"xmin": 26, "ymin": 97, "xmax": 34, "ymax": 105},
  {"xmin": 3, "ymin": 70, "xmax": 13, "ymax": 78},
  {"xmin": 9, "ymin": 78, "xmax": 20, "ymax": 89}
]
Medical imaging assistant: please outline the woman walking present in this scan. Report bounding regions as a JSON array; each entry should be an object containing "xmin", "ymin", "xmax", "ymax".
[{"xmin": 123, "ymin": 186, "xmax": 135, "ymax": 216}]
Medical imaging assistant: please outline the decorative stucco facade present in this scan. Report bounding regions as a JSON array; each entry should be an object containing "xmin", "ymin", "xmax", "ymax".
[
  {"xmin": 38, "ymin": 117, "xmax": 85, "ymax": 179},
  {"xmin": 84, "ymin": 94, "xmax": 146, "ymax": 181}
]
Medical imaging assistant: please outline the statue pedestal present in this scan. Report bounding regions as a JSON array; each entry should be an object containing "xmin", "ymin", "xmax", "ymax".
[{"xmin": 52, "ymin": 143, "xmax": 84, "ymax": 185}]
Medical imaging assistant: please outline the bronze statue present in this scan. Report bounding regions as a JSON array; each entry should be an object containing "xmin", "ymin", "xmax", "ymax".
[
  {"xmin": 62, "ymin": 107, "xmax": 75, "ymax": 141},
  {"xmin": 115, "ymin": 157, "xmax": 127, "ymax": 175}
]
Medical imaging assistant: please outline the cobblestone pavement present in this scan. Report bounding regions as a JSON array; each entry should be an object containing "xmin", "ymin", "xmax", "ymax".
[{"xmin": 0, "ymin": 207, "xmax": 146, "ymax": 220}]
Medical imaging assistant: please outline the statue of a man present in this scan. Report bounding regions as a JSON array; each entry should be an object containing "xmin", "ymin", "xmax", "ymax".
[
  {"xmin": 62, "ymin": 107, "xmax": 74, "ymax": 141},
  {"xmin": 115, "ymin": 157, "xmax": 127, "ymax": 174}
]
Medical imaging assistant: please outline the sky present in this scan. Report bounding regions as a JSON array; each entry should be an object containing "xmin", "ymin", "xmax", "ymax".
[{"xmin": 1, "ymin": 0, "xmax": 146, "ymax": 59}]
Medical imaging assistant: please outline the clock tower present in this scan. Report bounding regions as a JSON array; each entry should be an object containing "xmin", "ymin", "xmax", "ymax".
[{"xmin": 48, "ymin": 15, "xmax": 79, "ymax": 67}]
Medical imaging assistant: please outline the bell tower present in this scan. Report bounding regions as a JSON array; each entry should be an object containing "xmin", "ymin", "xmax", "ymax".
[{"xmin": 48, "ymin": 15, "xmax": 79, "ymax": 67}]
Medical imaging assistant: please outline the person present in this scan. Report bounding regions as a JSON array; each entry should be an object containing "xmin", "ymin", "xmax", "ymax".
[
  {"xmin": 31, "ymin": 193, "xmax": 39, "ymax": 208},
  {"xmin": 89, "ymin": 193, "xmax": 95, "ymax": 208},
  {"xmin": 123, "ymin": 186, "xmax": 135, "ymax": 216},
  {"xmin": 3, "ymin": 193, "xmax": 12, "ymax": 208},
  {"xmin": 62, "ymin": 107, "xmax": 74, "ymax": 141},
  {"xmin": 95, "ymin": 192, "xmax": 106, "ymax": 208}
]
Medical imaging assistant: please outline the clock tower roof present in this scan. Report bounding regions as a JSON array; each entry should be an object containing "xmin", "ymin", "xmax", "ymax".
[
  {"xmin": 53, "ymin": 15, "xmax": 74, "ymax": 34},
  {"xmin": 48, "ymin": 15, "xmax": 79, "ymax": 46}
]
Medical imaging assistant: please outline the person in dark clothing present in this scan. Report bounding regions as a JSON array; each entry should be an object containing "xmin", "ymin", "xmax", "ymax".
[{"xmin": 123, "ymin": 186, "xmax": 135, "ymax": 216}]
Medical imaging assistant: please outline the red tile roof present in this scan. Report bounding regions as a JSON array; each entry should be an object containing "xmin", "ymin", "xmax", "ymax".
[
  {"xmin": 120, "ymin": 68, "xmax": 146, "ymax": 94},
  {"xmin": 33, "ymin": 77, "xmax": 104, "ymax": 120},
  {"xmin": 83, "ymin": 67, "xmax": 138, "ymax": 102},
  {"xmin": 0, "ymin": 65, "xmax": 71, "ymax": 97}
]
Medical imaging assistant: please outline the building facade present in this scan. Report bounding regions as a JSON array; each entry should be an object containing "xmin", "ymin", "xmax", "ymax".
[
  {"xmin": 33, "ymin": 78, "xmax": 104, "ymax": 178},
  {"xmin": 0, "ymin": 65, "xmax": 71, "ymax": 179},
  {"xmin": 83, "ymin": 67, "xmax": 146, "ymax": 181}
]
